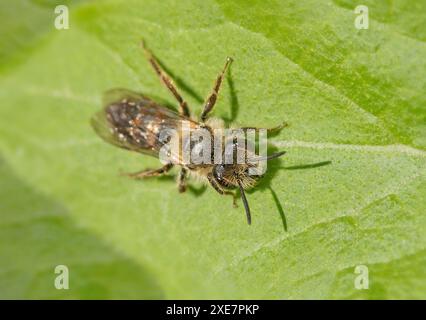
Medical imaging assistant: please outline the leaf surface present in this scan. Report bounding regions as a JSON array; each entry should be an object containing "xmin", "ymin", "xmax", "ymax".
[{"xmin": 0, "ymin": 0, "xmax": 425, "ymax": 299}]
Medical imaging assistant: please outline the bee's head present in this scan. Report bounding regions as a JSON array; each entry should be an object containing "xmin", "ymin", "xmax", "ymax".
[
  {"xmin": 212, "ymin": 150, "xmax": 286, "ymax": 225},
  {"xmin": 213, "ymin": 163, "xmax": 257, "ymax": 189}
]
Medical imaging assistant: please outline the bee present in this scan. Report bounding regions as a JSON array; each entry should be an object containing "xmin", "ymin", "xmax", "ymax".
[{"xmin": 91, "ymin": 41, "xmax": 286, "ymax": 225}]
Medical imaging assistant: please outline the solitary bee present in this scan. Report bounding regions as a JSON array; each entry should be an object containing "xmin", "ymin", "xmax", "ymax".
[{"xmin": 91, "ymin": 41, "xmax": 286, "ymax": 224}]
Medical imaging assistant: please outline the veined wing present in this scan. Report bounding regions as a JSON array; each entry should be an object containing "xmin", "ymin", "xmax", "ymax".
[{"xmin": 91, "ymin": 88, "xmax": 198, "ymax": 161}]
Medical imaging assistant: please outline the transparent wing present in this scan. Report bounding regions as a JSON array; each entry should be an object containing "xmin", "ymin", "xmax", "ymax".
[
  {"xmin": 91, "ymin": 107, "xmax": 147, "ymax": 154},
  {"xmin": 92, "ymin": 88, "xmax": 199, "ymax": 162},
  {"xmin": 102, "ymin": 88, "xmax": 146, "ymax": 107},
  {"xmin": 92, "ymin": 89, "xmax": 160, "ymax": 155}
]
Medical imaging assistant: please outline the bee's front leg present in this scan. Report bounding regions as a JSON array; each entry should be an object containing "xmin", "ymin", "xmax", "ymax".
[
  {"xmin": 177, "ymin": 168, "xmax": 187, "ymax": 193},
  {"xmin": 200, "ymin": 57, "xmax": 233, "ymax": 122},
  {"xmin": 122, "ymin": 163, "xmax": 173, "ymax": 179},
  {"xmin": 207, "ymin": 173, "xmax": 238, "ymax": 208},
  {"xmin": 240, "ymin": 122, "xmax": 288, "ymax": 134}
]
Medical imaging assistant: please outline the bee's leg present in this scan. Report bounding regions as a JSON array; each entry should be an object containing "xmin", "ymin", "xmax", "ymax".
[
  {"xmin": 177, "ymin": 168, "xmax": 187, "ymax": 193},
  {"xmin": 141, "ymin": 41, "xmax": 190, "ymax": 117},
  {"xmin": 240, "ymin": 122, "xmax": 288, "ymax": 134},
  {"xmin": 207, "ymin": 173, "xmax": 238, "ymax": 207},
  {"xmin": 200, "ymin": 57, "xmax": 233, "ymax": 122},
  {"xmin": 122, "ymin": 163, "xmax": 173, "ymax": 179}
]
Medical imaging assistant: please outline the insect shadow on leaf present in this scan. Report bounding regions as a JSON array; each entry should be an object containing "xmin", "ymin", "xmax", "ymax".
[
  {"xmin": 222, "ymin": 66, "xmax": 239, "ymax": 126},
  {"xmin": 282, "ymin": 160, "xmax": 332, "ymax": 170},
  {"xmin": 154, "ymin": 55, "xmax": 204, "ymax": 104},
  {"xmin": 92, "ymin": 41, "xmax": 289, "ymax": 225},
  {"xmin": 247, "ymin": 145, "xmax": 286, "ymax": 230},
  {"xmin": 253, "ymin": 147, "xmax": 332, "ymax": 232},
  {"xmin": 157, "ymin": 170, "xmax": 208, "ymax": 197}
]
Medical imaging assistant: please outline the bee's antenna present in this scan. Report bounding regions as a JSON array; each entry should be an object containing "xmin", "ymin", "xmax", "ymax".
[
  {"xmin": 250, "ymin": 151, "xmax": 286, "ymax": 162},
  {"xmin": 237, "ymin": 179, "xmax": 252, "ymax": 225}
]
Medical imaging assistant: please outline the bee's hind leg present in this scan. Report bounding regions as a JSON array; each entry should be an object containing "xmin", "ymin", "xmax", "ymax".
[
  {"xmin": 122, "ymin": 163, "xmax": 173, "ymax": 179},
  {"xmin": 207, "ymin": 173, "xmax": 238, "ymax": 208},
  {"xmin": 141, "ymin": 41, "xmax": 190, "ymax": 117}
]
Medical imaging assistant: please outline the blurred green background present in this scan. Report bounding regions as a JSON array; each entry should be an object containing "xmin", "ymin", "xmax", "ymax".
[{"xmin": 0, "ymin": 0, "xmax": 425, "ymax": 299}]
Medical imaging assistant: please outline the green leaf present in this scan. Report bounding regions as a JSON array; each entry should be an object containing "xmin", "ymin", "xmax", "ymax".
[{"xmin": 0, "ymin": 0, "xmax": 425, "ymax": 299}]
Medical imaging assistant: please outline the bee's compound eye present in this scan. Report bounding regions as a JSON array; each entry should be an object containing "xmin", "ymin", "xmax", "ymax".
[{"xmin": 213, "ymin": 164, "xmax": 226, "ymax": 181}]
